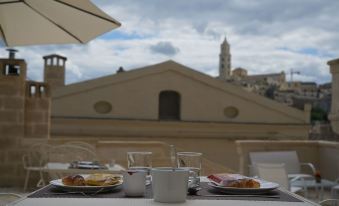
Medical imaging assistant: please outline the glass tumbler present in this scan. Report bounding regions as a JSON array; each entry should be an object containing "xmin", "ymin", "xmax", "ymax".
[
  {"xmin": 176, "ymin": 152, "xmax": 202, "ymax": 187},
  {"xmin": 127, "ymin": 151, "xmax": 152, "ymax": 175}
]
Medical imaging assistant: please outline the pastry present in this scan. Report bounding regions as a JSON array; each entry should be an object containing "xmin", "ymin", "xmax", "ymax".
[
  {"xmin": 85, "ymin": 173, "xmax": 121, "ymax": 186},
  {"xmin": 207, "ymin": 173, "xmax": 260, "ymax": 188},
  {"xmin": 62, "ymin": 175, "xmax": 85, "ymax": 186}
]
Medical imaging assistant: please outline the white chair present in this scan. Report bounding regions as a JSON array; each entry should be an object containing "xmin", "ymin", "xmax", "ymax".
[
  {"xmin": 256, "ymin": 163, "xmax": 303, "ymax": 193},
  {"xmin": 331, "ymin": 178, "xmax": 339, "ymax": 199},
  {"xmin": 46, "ymin": 144, "xmax": 98, "ymax": 179},
  {"xmin": 47, "ymin": 144, "xmax": 97, "ymax": 163},
  {"xmin": 22, "ymin": 143, "xmax": 51, "ymax": 192},
  {"xmin": 249, "ymin": 151, "xmax": 316, "ymax": 178},
  {"xmin": 63, "ymin": 141, "xmax": 96, "ymax": 153},
  {"xmin": 319, "ymin": 199, "xmax": 339, "ymax": 206}
]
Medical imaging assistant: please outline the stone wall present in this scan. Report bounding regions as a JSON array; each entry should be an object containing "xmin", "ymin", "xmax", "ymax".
[
  {"xmin": 0, "ymin": 58, "xmax": 27, "ymax": 187},
  {"xmin": 51, "ymin": 117, "xmax": 310, "ymax": 139},
  {"xmin": 24, "ymin": 81, "xmax": 51, "ymax": 139},
  {"xmin": 0, "ymin": 57, "xmax": 51, "ymax": 188},
  {"xmin": 2, "ymin": 135, "xmax": 339, "ymax": 190}
]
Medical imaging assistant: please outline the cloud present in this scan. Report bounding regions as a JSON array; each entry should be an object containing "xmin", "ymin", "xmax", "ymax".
[
  {"xmin": 1, "ymin": 0, "xmax": 338, "ymax": 85},
  {"xmin": 150, "ymin": 41, "xmax": 180, "ymax": 56}
]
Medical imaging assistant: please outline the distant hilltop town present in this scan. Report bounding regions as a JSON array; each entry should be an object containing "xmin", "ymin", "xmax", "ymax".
[{"xmin": 218, "ymin": 37, "xmax": 332, "ymax": 121}]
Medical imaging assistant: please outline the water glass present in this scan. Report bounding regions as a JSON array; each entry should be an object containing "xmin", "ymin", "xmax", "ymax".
[
  {"xmin": 176, "ymin": 152, "xmax": 202, "ymax": 186},
  {"xmin": 127, "ymin": 151, "xmax": 152, "ymax": 175}
]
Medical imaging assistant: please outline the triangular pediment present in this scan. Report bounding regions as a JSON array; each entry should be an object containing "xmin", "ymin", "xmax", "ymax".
[{"xmin": 53, "ymin": 60, "xmax": 307, "ymax": 123}]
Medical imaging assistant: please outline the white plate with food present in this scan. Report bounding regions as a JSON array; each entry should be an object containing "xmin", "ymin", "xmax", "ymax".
[
  {"xmin": 50, "ymin": 174, "xmax": 123, "ymax": 193},
  {"xmin": 207, "ymin": 174, "xmax": 279, "ymax": 194}
]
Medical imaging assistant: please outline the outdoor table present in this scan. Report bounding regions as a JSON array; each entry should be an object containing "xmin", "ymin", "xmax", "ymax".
[
  {"xmin": 291, "ymin": 179, "xmax": 336, "ymax": 201},
  {"xmin": 9, "ymin": 177, "xmax": 320, "ymax": 206}
]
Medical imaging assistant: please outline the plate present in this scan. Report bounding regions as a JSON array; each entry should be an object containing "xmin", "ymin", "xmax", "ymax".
[
  {"xmin": 69, "ymin": 161, "xmax": 107, "ymax": 170},
  {"xmin": 50, "ymin": 178, "xmax": 122, "ymax": 193},
  {"xmin": 208, "ymin": 179, "xmax": 279, "ymax": 194}
]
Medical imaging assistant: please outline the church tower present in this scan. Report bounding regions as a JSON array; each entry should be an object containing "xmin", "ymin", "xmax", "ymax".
[
  {"xmin": 43, "ymin": 54, "xmax": 67, "ymax": 92},
  {"xmin": 219, "ymin": 37, "xmax": 231, "ymax": 80}
]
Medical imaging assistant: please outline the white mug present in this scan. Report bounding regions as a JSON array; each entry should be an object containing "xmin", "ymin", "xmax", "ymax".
[
  {"xmin": 123, "ymin": 170, "xmax": 146, "ymax": 196},
  {"xmin": 151, "ymin": 167, "xmax": 189, "ymax": 203}
]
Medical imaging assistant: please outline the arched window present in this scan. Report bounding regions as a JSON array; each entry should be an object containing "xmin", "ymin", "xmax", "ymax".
[{"xmin": 159, "ymin": 91, "xmax": 180, "ymax": 120}]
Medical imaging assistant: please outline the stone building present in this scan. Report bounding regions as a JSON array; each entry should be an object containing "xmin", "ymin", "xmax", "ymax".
[
  {"xmin": 218, "ymin": 37, "xmax": 231, "ymax": 80},
  {"xmin": 328, "ymin": 58, "xmax": 339, "ymax": 134},
  {"xmin": 0, "ymin": 50, "xmax": 50, "ymax": 186},
  {"xmin": 43, "ymin": 54, "xmax": 67, "ymax": 92},
  {"xmin": 50, "ymin": 60, "xmax": 310, "ymax": 139},
  {"xmin": 232, "ymin": 67, "xmax": 248, "ymax": 80}
]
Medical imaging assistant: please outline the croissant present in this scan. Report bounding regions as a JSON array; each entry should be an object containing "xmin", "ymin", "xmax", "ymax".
[{"xmin": 62, "ymin": 175, "xmax": 85, "ymax": 186}]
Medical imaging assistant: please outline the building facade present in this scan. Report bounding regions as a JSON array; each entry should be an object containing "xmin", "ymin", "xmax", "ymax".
[{"xmin": 50, "ymin": 60, "xmax": 310, "ymax": 139}]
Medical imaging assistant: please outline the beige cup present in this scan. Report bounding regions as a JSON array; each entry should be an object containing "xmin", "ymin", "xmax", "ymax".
[{"xmin": 151, "ymin": 167, "xmax": 189, "ymax": 203}]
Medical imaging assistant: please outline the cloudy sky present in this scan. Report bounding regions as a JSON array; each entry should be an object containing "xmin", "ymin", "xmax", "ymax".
[{"xmin": 1, "ymin": 0, "xmax": 338, "ymax": 84}]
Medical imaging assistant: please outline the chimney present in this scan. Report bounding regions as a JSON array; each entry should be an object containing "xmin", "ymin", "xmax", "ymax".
[
  {"xmin": 5, "ymin": 49, "xmax": 20, "ymax": 75},
  {"xmin": 7, "ymin": 48, "xmax": 18, "ymax": 59},
  {"xmin": 117, "ymin": 66, "xmax": 125, "ymax": 73}
]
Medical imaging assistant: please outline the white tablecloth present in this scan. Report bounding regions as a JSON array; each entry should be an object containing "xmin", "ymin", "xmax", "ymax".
[
  {"xmin": 10, "ymin": 177, "xmax": 319, "ymax": 206},
  {"xmin": 10, "ymin": 197, "xmax": 318, "ymax": 206}
]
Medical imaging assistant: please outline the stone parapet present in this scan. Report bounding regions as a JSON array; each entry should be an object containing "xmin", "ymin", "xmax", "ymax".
[{"xmin": 51, "ymin": 117, "xmax": 310, "ymax": 139}]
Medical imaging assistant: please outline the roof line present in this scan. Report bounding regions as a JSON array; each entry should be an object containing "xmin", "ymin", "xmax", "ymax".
[{"xmin": 52, "ymin": 60, "xmax": 306, "ymax": 122}]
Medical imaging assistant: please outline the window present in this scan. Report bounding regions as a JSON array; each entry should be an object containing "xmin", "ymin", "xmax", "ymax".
[
  {"xmin": 4, "ymin": 64, "xmax": 20, "ymax": 76},
  {"xmin": 30, "ymin": 85, "xmax": 37, "ymax": 96},
  {"xmin": 159, "ymin": 91, "xmax": 180, "ymax": 120},
  {"xmin": 224, "ymin": 106, "xmax": 239, "ymax": 119},
  {"xmin": 94, "ymin": 101, "xmax": 112, "ymax": 114}
]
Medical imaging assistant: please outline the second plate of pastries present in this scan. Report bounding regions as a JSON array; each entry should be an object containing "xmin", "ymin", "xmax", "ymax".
[{"xmin": 207, "ymin": 173, "xmax": 279, "ymax": 194}]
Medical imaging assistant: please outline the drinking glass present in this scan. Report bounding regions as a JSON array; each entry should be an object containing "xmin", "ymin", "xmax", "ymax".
[
  {"xmin": 127, "ymin": 151, "xmax": 152, "ymax": 175},
  {"xmin": 176, "ymin": 152, "xmax": 202, "ymax": 187}
]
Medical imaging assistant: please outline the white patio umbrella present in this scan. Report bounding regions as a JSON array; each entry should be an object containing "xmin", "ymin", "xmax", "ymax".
[{"xmin": 0, "ymin": 0, "xmax": 121, "ymax": 47}]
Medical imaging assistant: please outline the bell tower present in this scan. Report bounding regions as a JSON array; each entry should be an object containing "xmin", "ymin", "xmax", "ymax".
[
  {"xmin": 43, "ymin": 54, "xmax": 67, "ymax": 92},
  {"xmin": 219, "ymin": 37, "xmax": 231, "ymax": 80}
]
